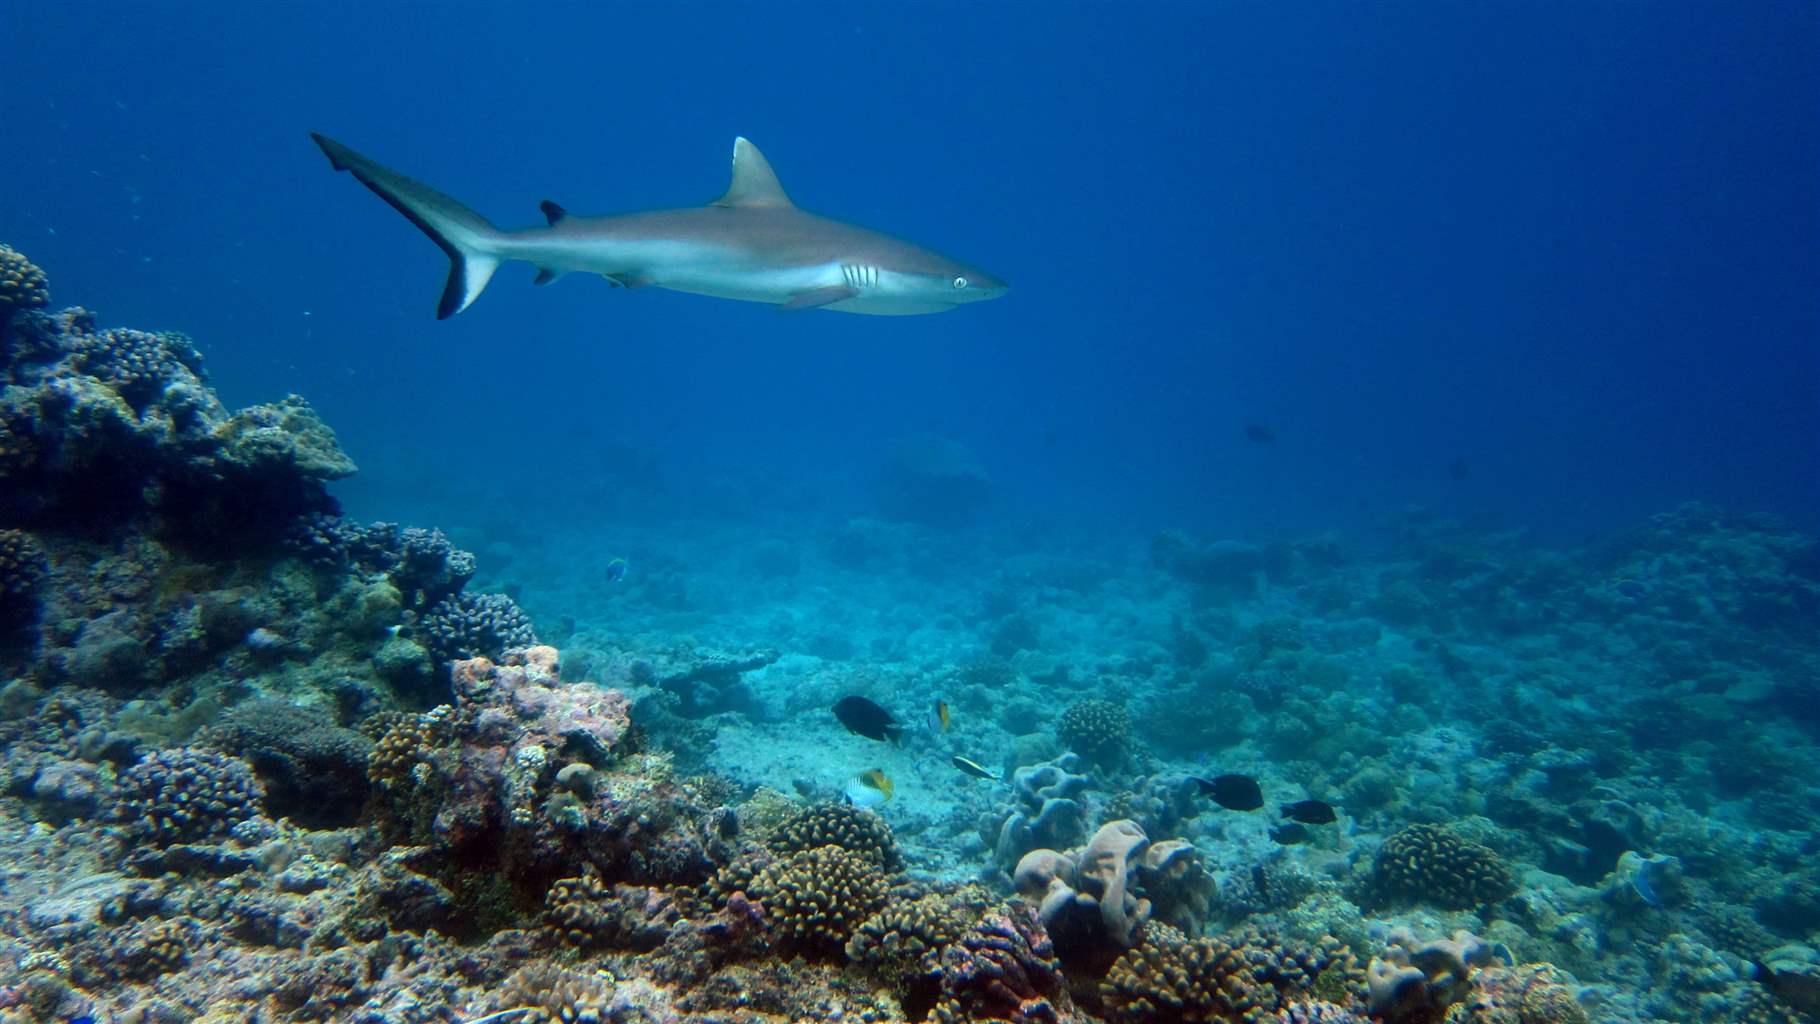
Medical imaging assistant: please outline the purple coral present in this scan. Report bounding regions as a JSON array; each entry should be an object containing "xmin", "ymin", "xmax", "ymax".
[{"xmin": 934, "ymin": 905, "xmax": 1071, "ymax": 1024}]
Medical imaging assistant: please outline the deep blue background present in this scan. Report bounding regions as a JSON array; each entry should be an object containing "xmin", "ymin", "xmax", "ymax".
[{"xmin": 5, "ymin": 2, "xmax": 1816, "ymax": 539}]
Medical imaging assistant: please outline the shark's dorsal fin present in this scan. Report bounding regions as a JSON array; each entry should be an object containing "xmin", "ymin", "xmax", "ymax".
[
  {"xmin": 712, "ymin": 138, "xmax": 792, "ymax": 209},
  {"xmin": 540, "ymin": 200, "xmax": 568, "ymax": 225}
]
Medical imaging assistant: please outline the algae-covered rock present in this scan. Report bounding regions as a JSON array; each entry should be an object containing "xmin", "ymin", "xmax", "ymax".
[{"xmin": 215, "ymin": 395, "xmax": 356, "ymax": 481}]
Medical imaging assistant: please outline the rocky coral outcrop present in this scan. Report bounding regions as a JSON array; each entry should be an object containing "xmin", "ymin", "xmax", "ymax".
[
  {"xmin": 1015, "ymin": 819, "xmax": 1158, "ymax": 963},
  {"xmin": 982, "ymin": 752, "xmax": 1092, "ymax": 872}
]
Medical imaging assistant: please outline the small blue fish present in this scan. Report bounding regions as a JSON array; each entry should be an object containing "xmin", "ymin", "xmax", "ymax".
[
  {"xmin": 69, "ymin": 1016, "xmax": 96, "ymax": 1024},
  {"xmin": 605, "ymin": 557, "xmax": 630, "ymax": 584},
  {"xmin": 1630, "ymin": 859, "xmax": 1663, "ymax": 908}
]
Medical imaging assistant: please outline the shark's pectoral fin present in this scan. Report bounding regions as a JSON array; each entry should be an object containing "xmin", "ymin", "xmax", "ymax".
[
  {"xmin": 540, "ymin": 200, "xmax": 568, "ymax": 226},
  {"xmin": 605, "ymin": 273, "xmax": 654, "ymax": 289},
  {"xmin": 533, "ymin": 267, "xmax": 566, "ymax": 286},
  {"xmin": 779, "ymin": 285, "xmax": 858, "ymax": 311}
]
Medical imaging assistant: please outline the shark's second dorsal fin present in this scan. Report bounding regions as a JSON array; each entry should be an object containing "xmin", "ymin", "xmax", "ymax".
[
  {"xmin": 712, "ymin": 138, "xmax": 792, "ymax": 209},
  {"xmin": 540, "ymin": 200, "xmax": 568, "ymax": 225}
]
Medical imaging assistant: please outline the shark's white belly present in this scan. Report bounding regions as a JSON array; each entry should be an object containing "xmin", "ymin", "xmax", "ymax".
[{"xmin": 529, "ymin": 239, "xmax": 955, "ymax": 315}]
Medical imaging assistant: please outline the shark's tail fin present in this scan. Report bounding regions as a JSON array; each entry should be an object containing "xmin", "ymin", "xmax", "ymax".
[{"xmin": 311, "ymin": 133, "xmax": 505, "ymax": 319}]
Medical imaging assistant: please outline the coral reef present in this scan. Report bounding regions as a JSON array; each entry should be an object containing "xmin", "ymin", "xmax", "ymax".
[
  {"xmin": 114, "ymin": 747, "xmax": 265, "ymax": 845},
  {"xmin": 1367, "ymin": 823, "xmax": 1518, "ymax": 911},
  {"xmin": 748, "ymin": 843, "xmax": 891, "ymax": 953},
  {"xmin": 933, "ymin": 904, "xmax": 1079, "ymax": 1024},
  {"xmin": 419, "ymin": 589, "xmax": 539, "ymax": 662},
  {"xmin": 1057, "ymin": 698, "xmax": 1134, "ymax": 765},
  {"xmin": 1102, "ymin": 926, "xmax": 1368, "ymax": 1024},
  {"xmin": 983, "ymin": 752, "xmax": 1093, "ymax": 872},
  {"xmin": 1016, "ymin": 819, "xmax": 1162, "ymax": 962},
  {"xmin": 770, "ymin": 800, "xmax": 903, "ymax": 871},
  {"xmin": 1365, "ymin": 929, "xmax": 1499, "ymax": 1024},
  {"xmin": 0, "ymin": 242, "xmax": 49, "ymax": 318}
]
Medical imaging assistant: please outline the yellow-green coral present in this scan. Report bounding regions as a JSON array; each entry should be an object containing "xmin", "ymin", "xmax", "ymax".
[
  {"xmin": 750, "ymin": 844, "xmax": 890, "ymax": 952},
  {"xmin": 1370, "ymin": 824, "xmax": 1517, "ymax": 911},
  {"xmin": 846, "ymin": 886, "xmax": 993, "ymax": 987},
  {"xmin": 1102, "ymin": 926, "xmax": 1367, "ymax": 1024},
  {"xmin": 0, "ymin": 243, "xmax": 49, "ymax": 316},
  {"xmin": 1056, "ymin": 698, "xmax": 1133, "ymax": 762},
  {"xmin": 770, "ymin": 801, "xmax": 902, "ymax": 871}
]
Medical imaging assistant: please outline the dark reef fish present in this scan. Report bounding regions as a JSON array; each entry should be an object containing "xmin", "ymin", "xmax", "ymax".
[
  {"xmin": 1193, "ymin": 773, "xmax": 1264, "ymax": 811},
  {"xmin": 1245, "ymin": 422, "xmax": 1277, "ymax": 443},
  {"xmin": 833, "ymin": 695, "xmax": 904, "ymax": 742},
  {"xmin": 1270, "ymin": 822, "xmax": 1311, "ymax": 845},
  {"xmin": 1281, "ymin": 799, "xmax": 1338, "ymax": 824},
  {"xmin": 1755, "ymin": 960, "xmax": 1820, "ymax": 1017}
]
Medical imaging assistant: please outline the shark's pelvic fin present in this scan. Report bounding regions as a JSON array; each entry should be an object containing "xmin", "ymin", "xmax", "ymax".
[
  {"xmin": 532, "ymin": 268, "xmax": 565, "ymax": 286},
  {"xmin": 540, "ymin": 200, "xmax": 568, "ymax": 225},
  {"xmin": 712, "ymin": 138, "xmax": 793, "ymax": 209},
  {"xmin": 311, "ymin": 133, "xmax": 504, "ymax": 319},
  {"xmin": 779, "ymin": 284, "xmax": 857, "ymax": 310}
]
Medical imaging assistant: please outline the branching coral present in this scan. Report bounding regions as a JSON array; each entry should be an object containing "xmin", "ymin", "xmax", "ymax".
[
  {"xmin": 420, "ymin": 590, "xmax": 539, "ymax": 663},
  {"xmin": 486, "ymin": 963, "xmax": 614, "ymax": 1024},
  {"xmin": 1369, "ymin": 824, "xmax": 1516, "ymax": 911},
  {"xmin": 116, "ymin": 747, "xmax": 264, "ymax": 845}
]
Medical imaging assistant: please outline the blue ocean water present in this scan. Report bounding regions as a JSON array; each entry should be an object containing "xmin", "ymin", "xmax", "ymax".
[
  {"xmin": 7, "ymin": 6, "xmax": 1820, "ymax": 1023},
  {"xmin": 5, "ymin": 2, "xmax": 1814, "ymax": 542}
]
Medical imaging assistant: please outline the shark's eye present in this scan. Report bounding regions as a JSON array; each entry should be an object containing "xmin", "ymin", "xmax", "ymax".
[{"xmin": 952, "ymin": 276, "xmax": 968, "ymax": 289}]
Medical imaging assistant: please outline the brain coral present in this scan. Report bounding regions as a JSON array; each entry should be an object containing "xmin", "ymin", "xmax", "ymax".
[
  {"xmin": 770, "ymin": 801, "xmax": 903, "ymax": 871},
  {"xmin": 750, "ymin": 844, "xmax": 890, "ymax": 951},
  {"xmin": 1370, "ymin": 824, "xmax": 1517, "ymax": 911},
  {"xmin": 1102, "ymin": 926, "xmax": 1368, "ymax": 1024},
  {"xmin": 116, "ymin": 747, "xmax": 264, "ymax": 845},
  {"xmin": 1057, "ymin": 698, "xmax": 1133, "ymax": 763},
  {"xmin": 0, "ymin": 242, "xmax": 49, "ymax": 317}
]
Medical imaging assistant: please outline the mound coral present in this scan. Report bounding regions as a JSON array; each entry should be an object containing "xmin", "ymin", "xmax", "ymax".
[
  {"xmin": 770, "ymin": 801, "xmax": 903, "ymax": 871},
  {"xmin": 0, "ymin": 242, "xmax": 49, "ymax": 317},
  {"xmin": 1369, "ymin": 824, "xmax": 1517, "ymax": 911},
  {"xmin": 749, "ymin": 844, "xmax": 890, "ymax": 952},
  {"xmin": 1056, "ymin": 698, "xmax": 1133, "ymax": 764},
  {"xmin": 1103, "ymin": 925, "xmax": 1368, "ymax": 1024},
  {"xmin": 67, "ymin": 328, "xmax": 205, "ymax": 409},
  {"xmin": 116, "ymin": 747, "xmax": 265, "ymax": 845}
]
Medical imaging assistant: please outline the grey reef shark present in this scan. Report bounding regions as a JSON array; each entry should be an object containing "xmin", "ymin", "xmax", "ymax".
[{"xmin": 311, "ymin": 133, "xmax": 1009, "ymax": 319}]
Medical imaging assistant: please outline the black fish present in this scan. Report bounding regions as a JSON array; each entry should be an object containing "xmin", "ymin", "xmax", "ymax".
[
  {"xmin": 833, "ymin": 695, "xmax": 903, "ymax": 742},
  {"xmin": 1447, "ymin": 457, "xmax": 1470, "ymax": 481},
  {"xmin": 1270, "ymin": 822, "xmax": 1312, "ymax": 845},
  {"xmin": 1245, "ymin": 422, "xmax": 1277, "ymax": 443},
  {"xmin": 1193, "ymin": 774, "xmax": 1264, "ymax": 811},
  {"xmin": 1281, "ymin": 799, "xmax": 1338, "ymax": 824}
]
